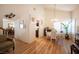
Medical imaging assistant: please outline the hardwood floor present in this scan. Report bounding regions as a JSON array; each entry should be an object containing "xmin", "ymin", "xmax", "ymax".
[{"xmin": 14, "ymin": 37, "xmax": 66, "ymax": 54}]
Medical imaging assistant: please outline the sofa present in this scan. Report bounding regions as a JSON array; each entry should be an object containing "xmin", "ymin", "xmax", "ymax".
[{"xmin": 0, "ymin": 35, "xmax": 15, "ymax": 53}]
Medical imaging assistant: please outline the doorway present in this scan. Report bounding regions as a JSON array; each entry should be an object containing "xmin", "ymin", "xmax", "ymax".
[
  {"xmin": 36, "ymin": 28, "xmax": 39, "ymax": 37},
  {"xmin": 35, "ymin": 20, "xmax": 39, "ymax": 38},
  {"xmin": 3, "ymin": 18, "xmax": 15, "ymax": 38}
]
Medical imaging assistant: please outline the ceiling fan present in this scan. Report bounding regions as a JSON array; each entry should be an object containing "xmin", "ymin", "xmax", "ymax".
[{"xmin": 5, "ymin": 13, "xmax": 15, "ymax": 18}]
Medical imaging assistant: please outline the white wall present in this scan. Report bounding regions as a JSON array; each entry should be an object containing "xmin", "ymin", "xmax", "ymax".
[
  {"xmin": 73, "ymin": 7, "xmax": 79, "ymax": 32},
  {"xmin": 44, "ymin": 8, "xmax": 71, "ymax": 28},
  {"xmin": 0, "ymin": 5, "xmax": 31, "ymax": 43},
  {"xmin": 28, "ymin": 5, "xmax": 45, "ymax": 40},
  {"xmin": 0, "ymin": 5, "xmax": 45, "ymax": 43},
  {"xmin": 68, "ymin": 6, "xmax": 79, "ymax": 42},
  {"xmin": 0, "ymin": 4, "xmax": 77, "ymax": 43}
]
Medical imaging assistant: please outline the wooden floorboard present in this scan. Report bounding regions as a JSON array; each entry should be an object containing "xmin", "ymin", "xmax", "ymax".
[
  {"xmin": 22, "ymin": 37, "xmax": 64, "ymax": 54},
  {"xmin": 13, "ymin": 37, "xmax": 72, "ymax": 54}
]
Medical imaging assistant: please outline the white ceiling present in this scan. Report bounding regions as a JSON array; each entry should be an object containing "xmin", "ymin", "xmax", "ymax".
[
  {"xmin": 0, "ymin": 4, "xmax": 78, "ymax": 11},
  {"xmin": 43, "ymin": 4, "xmax": 79, "ymax": 11}
]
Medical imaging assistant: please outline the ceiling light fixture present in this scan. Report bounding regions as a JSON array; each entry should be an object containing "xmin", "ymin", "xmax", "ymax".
[
  {"xmin": 54, "ymin": 4, "xmax": 58, "ymax": 21},
  {"xmin": 51, "ymin": 4, "xmax": 57, "ymax": 22},
  {"xmin": 5, "ymin": 13, "xmax": 15, "ymax": 19}
]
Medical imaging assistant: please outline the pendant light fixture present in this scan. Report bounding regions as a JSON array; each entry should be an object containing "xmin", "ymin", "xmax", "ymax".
[
  {"xmin": 51, "ymin": 4, "xmax": 57, "ymax": 22},
  {"xmin": 53, "ymin": 4, "xmax": 57, "ymax": 22}
]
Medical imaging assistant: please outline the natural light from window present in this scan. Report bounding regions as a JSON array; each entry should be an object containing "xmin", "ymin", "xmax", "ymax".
[{"xmin": 53, "ymin": 19, "xmax": 75, "ymax": 34}]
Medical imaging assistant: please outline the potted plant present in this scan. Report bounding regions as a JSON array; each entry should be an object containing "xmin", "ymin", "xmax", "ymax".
[{"xmin": 61, "ymin": 23, "xmax": 69, "ymax": 40}]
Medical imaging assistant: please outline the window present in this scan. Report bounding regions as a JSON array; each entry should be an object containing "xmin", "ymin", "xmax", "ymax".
[
  {"xmin": 19, "ymin": 20, "xmax": 24, "ymax": 29},
  {"xmin": 53, "ymin": 19, "xmax": 75, "ymax": 34}
]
